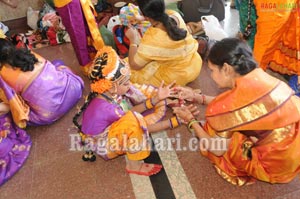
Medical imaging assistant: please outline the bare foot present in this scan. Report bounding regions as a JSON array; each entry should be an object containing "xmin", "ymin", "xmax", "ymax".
[{"xmin": 126, "ymin": 160, "xmax": 162, "ymax": 176}]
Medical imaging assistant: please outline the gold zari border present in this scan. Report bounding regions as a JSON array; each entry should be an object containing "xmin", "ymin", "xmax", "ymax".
[{"xmin": 207, "ymin": 82, "xmax": 293, "ymax": 132}]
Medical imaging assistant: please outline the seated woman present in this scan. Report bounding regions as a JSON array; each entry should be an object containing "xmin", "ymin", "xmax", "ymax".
[
  {"xmin": 173, "ymin": 38, "xmax": 300, "ymax": 185},
  {"xmin": 125, "ymin": 0, "xmax": 202, "ymax": 87},
  {"xmin": 0, "ymin": 101, "xmax": 32, "ymax": 186},
  {"xmin": 73, "ymin": 46, "xmax": 182, "ymax": 176},
  {"xmin": 0, "ymin": 38, "xmax": 84, "ymax": 128}
]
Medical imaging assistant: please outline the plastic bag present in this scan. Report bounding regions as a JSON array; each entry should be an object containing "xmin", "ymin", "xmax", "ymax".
[
  {"xmin": 27, "ymin": 7, "xmax": 40, "ymax": 30},
  {"xmin": 201, "ymin": 15, "xmax": 228, "ymax": 41},
  {"xmin": 0, "ymin": 22, "xmax": 9, "ymax": 34},
  {"xmin": 107, "ymin": 15, "xmax": 120, "ymax": 32}
]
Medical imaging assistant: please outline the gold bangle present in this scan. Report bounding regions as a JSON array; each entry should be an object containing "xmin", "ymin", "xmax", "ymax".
[
  {"xmin": 145, "ymin": 98, "xmax": 154, "ymax": 109},
  {"xmin": 130, "ymin": 44, "xmax": 138, "ymax": 48},
  {"xmin": 169, "ymin": 116, "xmax": 180, "ymax": 129},
  {"xmin": 188, "ymin": 119, "xmax": 200, "ymax": 133}
]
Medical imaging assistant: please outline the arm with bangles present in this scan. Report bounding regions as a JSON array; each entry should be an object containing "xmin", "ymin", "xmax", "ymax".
[
  {"xmin": 130, "ymin": 98, "xmax": 181, "ymax": 133},
  {"xmin": 173, "ymin": 105, "xmax": 230, "ymax": 156},
  {"xmin": 130, "ymin": 81, "xmax": 176, "ymax": 113},
  {"xmin": 147, "ymin": 116, "xmax": 181, "ymax": 133},
  {"xmin": 129, "ymin": 81, "xmax": 182, "ymax": 133},
  {"xmin": 125, "ymin": 26, "xmax": 147, "ymax": 70},
  {"xmin": 129, "ymin": 94, "xmax": 163, "ymax": 113},
  {"xmin": 129, "ymin": 98, "xmax": 182, "ymax": 133}
]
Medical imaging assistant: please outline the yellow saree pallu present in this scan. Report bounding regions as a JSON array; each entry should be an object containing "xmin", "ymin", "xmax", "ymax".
[
  {"xmin": 203, "ymin": 68, "xmax": 300, "ymax": 185},
  {"xmin": 253, "ymin": 0, "xmax": 300, "ymax": 75},
  {"xmin": 130, "ymin": 10, "xmax": 202, "ymax": 87}
]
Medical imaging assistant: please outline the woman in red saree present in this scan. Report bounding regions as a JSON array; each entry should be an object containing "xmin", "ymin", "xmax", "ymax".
[{"xmin": 173, "ymin": 38, "xmax": 300, "ymax": 186}]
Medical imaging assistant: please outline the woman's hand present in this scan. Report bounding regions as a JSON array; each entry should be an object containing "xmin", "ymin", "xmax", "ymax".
[
  {"xmin": 173, "ymin": 104, "xmax": 200, "ymax": 124},
  {"xmin": 171, "ymin": 86, "xmax": 201, "ymax": 102},
  {"xmin": 125, "ymin": 26, "xmax": 141, "ymax": 45},
  {"xmin": 157, "ymin": 81, "xmax": 176, "ymax": 101}
]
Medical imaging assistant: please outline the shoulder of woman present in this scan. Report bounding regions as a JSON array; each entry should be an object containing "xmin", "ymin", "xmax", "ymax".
[
  {"xmin": 166, "ymin": 10, "xmax": 183, "ymax": 19},
  {"xmin": 166, "ymin": 9, "xmax": 176, "ymax": 15},
  {"xmin": 167, "ymin": 10, "xmax": 185, "ymax": 27},
  {"xmin": 31, "ymin": 52, "xmax": 45, "ymax": 62}
]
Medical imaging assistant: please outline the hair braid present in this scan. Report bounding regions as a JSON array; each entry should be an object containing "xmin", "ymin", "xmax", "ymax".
[
  {"xmin": 73, "ymin": 54, "xmax": 107, "ymax": 139},
  {"xmin": 72, "ymin": 92, "xmax": 98, "ymax": 133},
  {"xmin": 158, "ymin": 13, "xmax": 186, "ymax": 41},
  {"xmin": 88, "ymin": 53, "xmax": 107, "ymax": 82}
]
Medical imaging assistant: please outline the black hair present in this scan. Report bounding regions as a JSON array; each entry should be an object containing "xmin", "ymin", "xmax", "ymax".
[
  {"xmin": 137, "ymin": 0, "xmax": 187, "ymax": 41},
  {"xmin": 0, "ymin": 38, "xmax": 38, "ymax": 72},
  {"xmin": 207, "ymin": 38, "xmax": 257, "ymax": 75}
]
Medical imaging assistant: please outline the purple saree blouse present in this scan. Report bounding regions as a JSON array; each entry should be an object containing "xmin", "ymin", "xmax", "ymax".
[{"xmin": 81, "ymin": 98, "xmax": 125, "ymax": 136}]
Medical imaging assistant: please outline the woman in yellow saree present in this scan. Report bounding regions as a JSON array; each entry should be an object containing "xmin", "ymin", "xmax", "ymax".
[
  {"xmin": 173, "ymin": 38, "xmax": 300, "ymax": 186},
  {"xmin": 125, "ymin": 0, "xmax": 202, "ymax": 87}
]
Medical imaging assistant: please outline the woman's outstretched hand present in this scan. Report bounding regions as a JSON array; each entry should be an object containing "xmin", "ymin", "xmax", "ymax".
[
  {"xmin": 173, "ymin": 104, "xmax": 200, "ymax": 124},
  {"xmin": 171, "ymin": 86, "xmax": 202, "ymax": 102}
]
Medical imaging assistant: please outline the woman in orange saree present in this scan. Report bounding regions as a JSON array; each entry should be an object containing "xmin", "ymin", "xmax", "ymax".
[
  {"xmin": 253, "ymin": 0, "xmax": 300, "ymax": 76},
  {"xmin": 173, "ymin": 38, "xmax": 300, "ymax": 186}
]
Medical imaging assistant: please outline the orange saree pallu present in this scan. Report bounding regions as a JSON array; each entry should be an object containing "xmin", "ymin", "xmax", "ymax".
[
  {"xmin": 253, "ymin": 0, "xmax": 300, "ymax": 75},
  {"xmin": 203, "ymin": 68, "xmax": 300, "ymax": 185}
]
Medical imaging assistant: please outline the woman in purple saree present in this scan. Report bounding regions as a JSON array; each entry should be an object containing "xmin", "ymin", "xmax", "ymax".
[
  {"xmin": 0, "ymin": 102, "xmax": 32, "ymax": 186},
  {"xmin": 0, "ymin": 38, "xmax": 84, "ymax": 128}
]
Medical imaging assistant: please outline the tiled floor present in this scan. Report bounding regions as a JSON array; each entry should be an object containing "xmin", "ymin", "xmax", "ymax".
[{"xmin": 1, "ymin": 2, "xmax": 300, "ymax": 199}]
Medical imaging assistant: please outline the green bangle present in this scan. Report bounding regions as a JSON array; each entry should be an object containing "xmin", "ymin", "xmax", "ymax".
[{"xmin": 188, "ymin": 119, "xmax": 200, "ymax": 133}]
